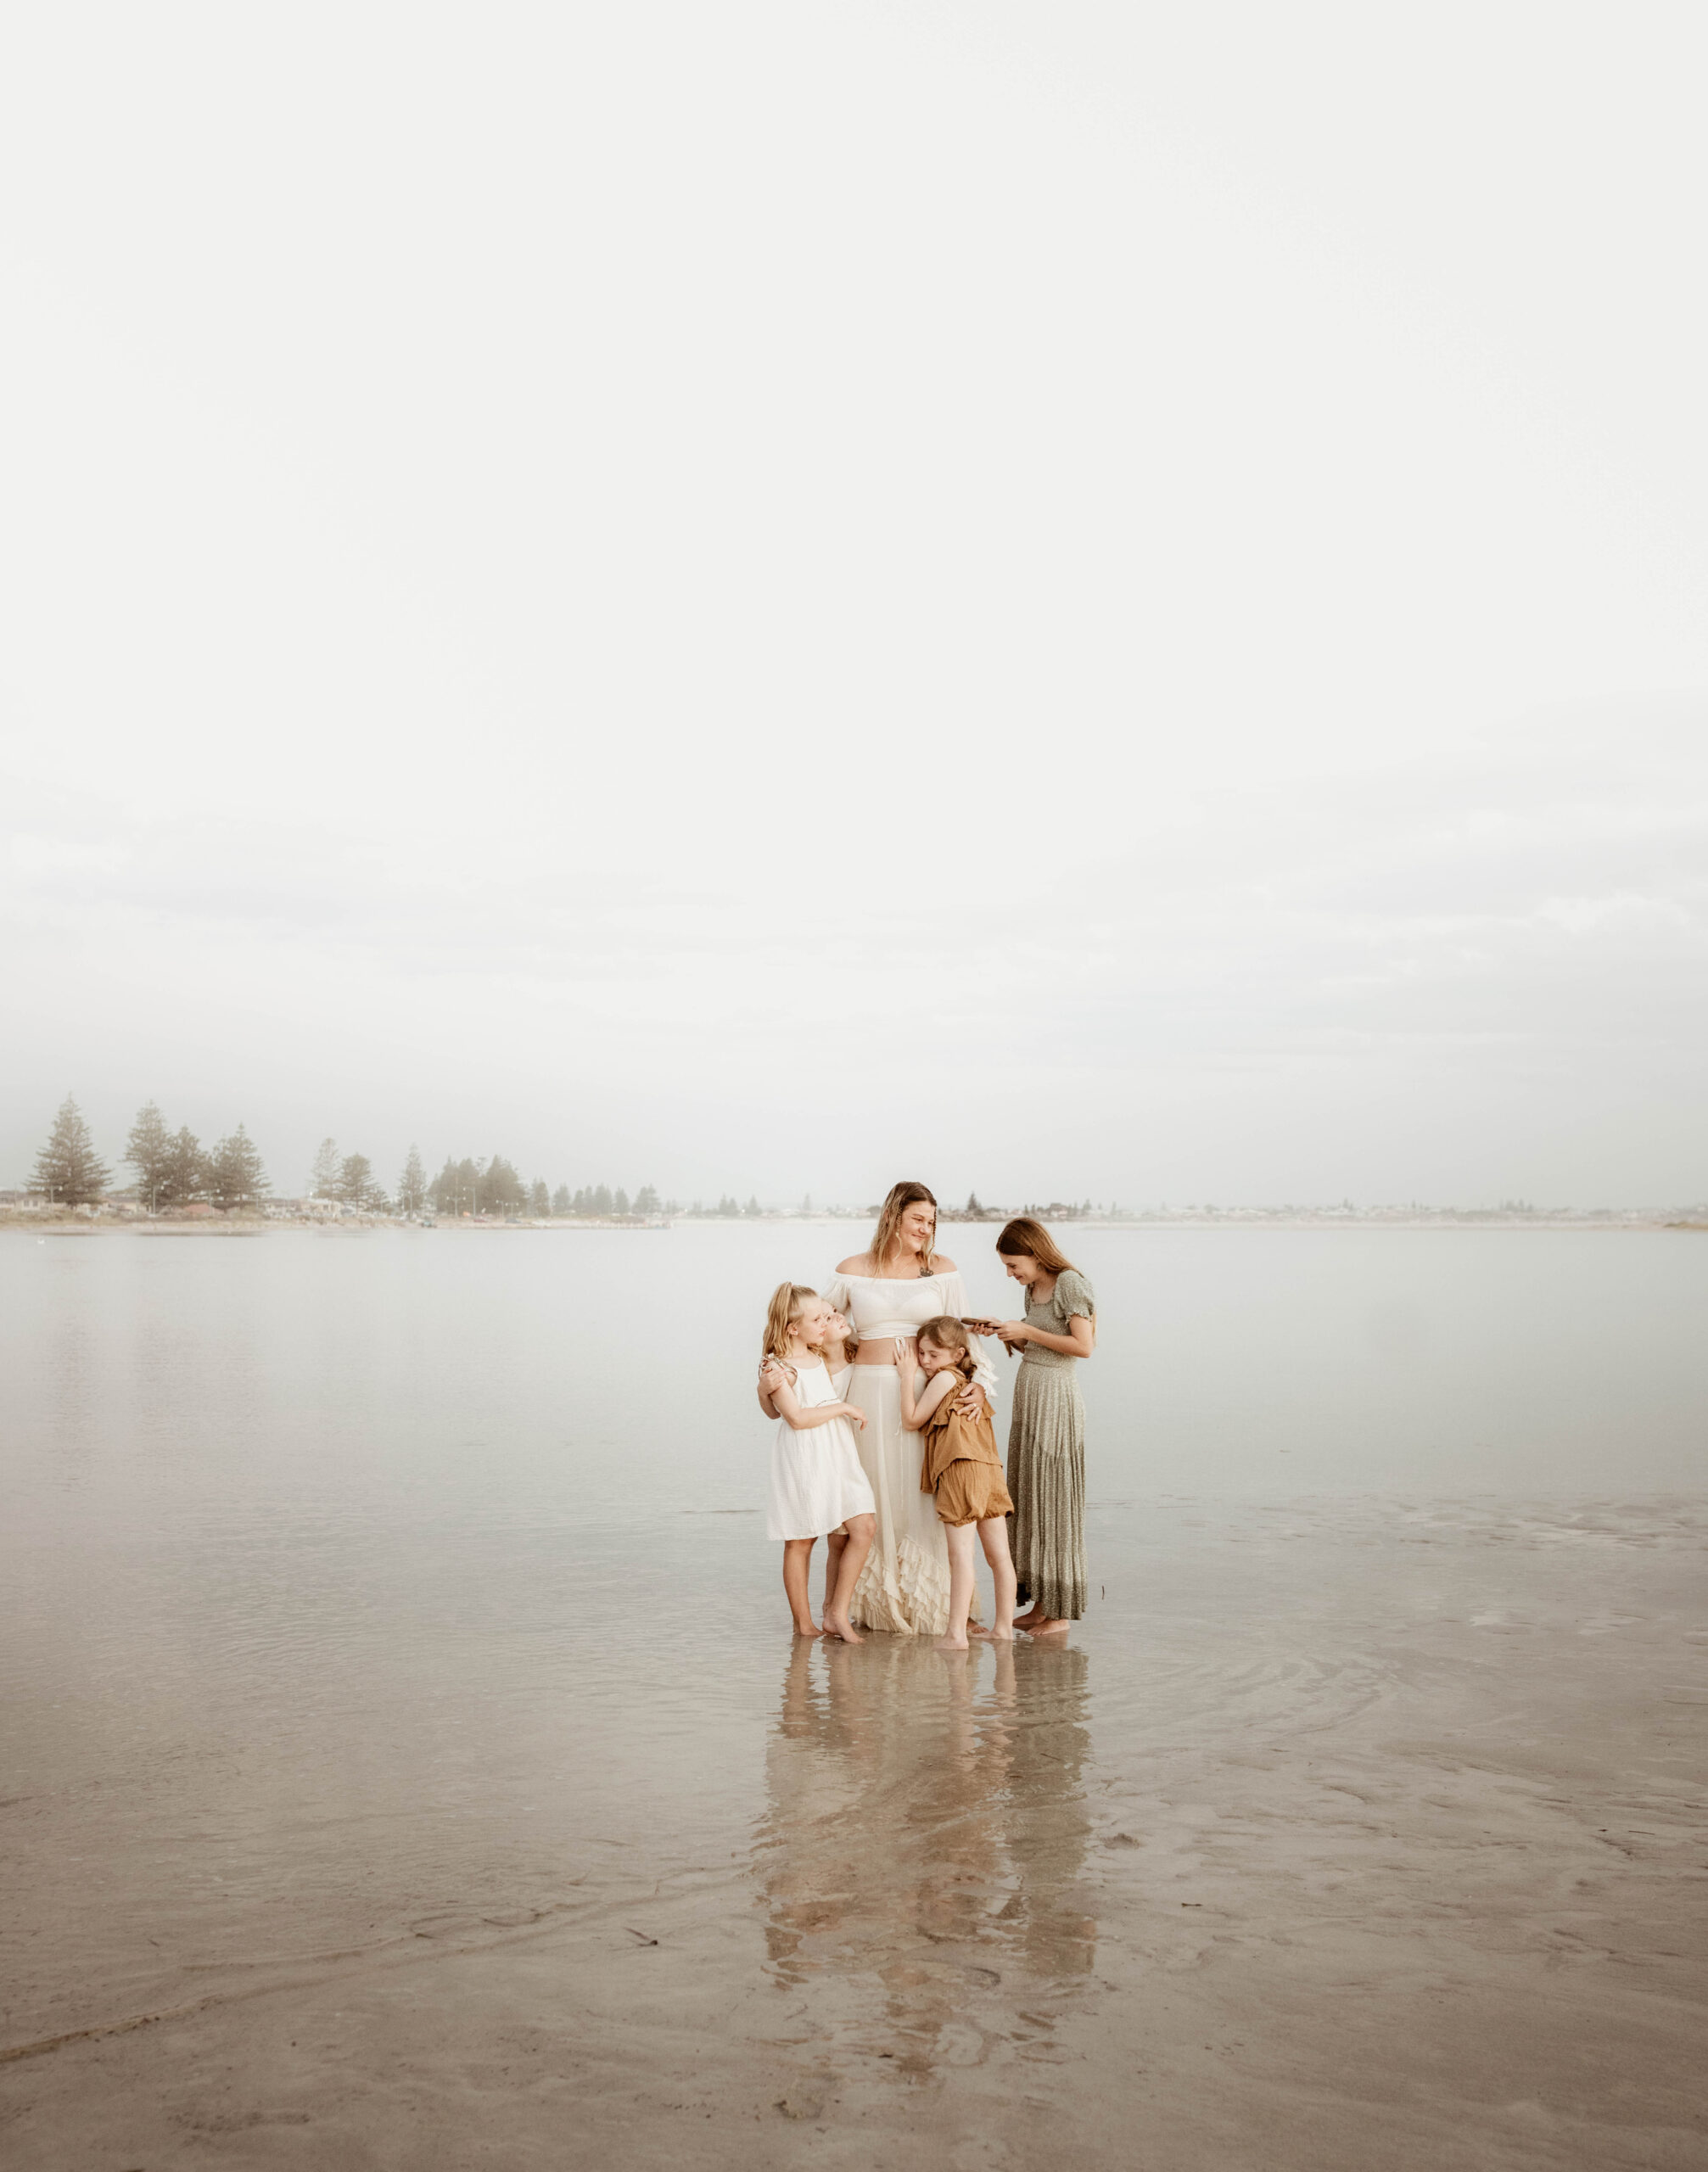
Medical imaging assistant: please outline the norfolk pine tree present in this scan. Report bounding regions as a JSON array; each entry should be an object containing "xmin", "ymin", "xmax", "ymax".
[
  {"xmin": 479, "ymin": 1157, "xmax": 526, "ymax": 1214},
  {"xmin": 31, "ymin": 1096, "xmax": 110, "ymax": 1206},
  {"xmin": 432, "ymin": 1156, "xmax": 480, "ymax": 1215},
  {"xmin": 162, "ymin": 1126, "xmax": 208, "ymax": 1205},
  {"xmin": 336, "ymin": 1153, "xmax": 375, "ymax": 1208},
  {"xmin": 311, "ymin": 1138, "xmax": 342, "ymax": 1198},
  {"xmin": 124, "ymin": 1101, "xmax": 174, "ymax": 1212},
  {"xmin": 397, "ymin": 1146, "xmax": 428, "ymax": 1216},
  {"xmin": 208, "ymin": 1126, "xmax": 269, "ymax": 1209}
]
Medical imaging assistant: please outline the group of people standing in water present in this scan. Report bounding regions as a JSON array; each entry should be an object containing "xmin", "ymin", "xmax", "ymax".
[{"xmin": 759, "ymin": 1181, "xmax": 1095, "ymax": 1651}]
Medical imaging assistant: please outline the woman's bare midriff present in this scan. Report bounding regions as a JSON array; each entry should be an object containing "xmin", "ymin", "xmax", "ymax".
[{"xmin": 854, "ymin": 1339, "xmax": 902, "ymax": 1364}]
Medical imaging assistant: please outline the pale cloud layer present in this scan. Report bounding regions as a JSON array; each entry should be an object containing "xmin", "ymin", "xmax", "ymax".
[{"xmin": 3, "ymin": 4, "xmax": 1705, "ymax": 1205}]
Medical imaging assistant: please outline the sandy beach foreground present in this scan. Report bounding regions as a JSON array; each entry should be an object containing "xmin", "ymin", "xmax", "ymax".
[{"xmin": 3, "ymin": 1497, "xmax": 1703, "ymax": 2172}]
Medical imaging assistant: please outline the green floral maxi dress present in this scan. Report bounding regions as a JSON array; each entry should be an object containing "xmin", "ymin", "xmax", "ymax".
[{"xmin": 1005, "ymin": 1268, "xmax": 1095, "ymax": 1620}]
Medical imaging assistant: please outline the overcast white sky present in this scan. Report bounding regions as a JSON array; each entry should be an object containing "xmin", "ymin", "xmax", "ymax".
[{"xmin": 3, "ymin": 2, "xmax": 1705, "ymax": 1206}]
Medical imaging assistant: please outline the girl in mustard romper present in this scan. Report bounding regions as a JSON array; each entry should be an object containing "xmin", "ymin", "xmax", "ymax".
[{"xmin": 893, "ymin": 1316, "xmax": 1018, "ymax": 1650}]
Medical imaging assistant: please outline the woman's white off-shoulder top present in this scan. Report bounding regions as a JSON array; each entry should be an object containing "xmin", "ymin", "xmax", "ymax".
[{"xmin": 820, "ymin": 1267, "xmax": 1000, "ymax": 1399}]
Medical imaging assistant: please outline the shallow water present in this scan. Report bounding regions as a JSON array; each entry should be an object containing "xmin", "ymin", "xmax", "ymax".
[{"xmin": 2, "ymin": 1225, "xmax": 1705, "ymax": 2168}]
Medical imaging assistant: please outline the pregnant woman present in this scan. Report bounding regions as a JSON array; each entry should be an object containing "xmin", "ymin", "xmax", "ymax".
[
  {"xmin": 820, "ymin": 1181, "xmax": 997, "ymax": 1635},
  {"xmin": 980, "ymin": 1218, "xmax": 1095, "ymax": 1636}
]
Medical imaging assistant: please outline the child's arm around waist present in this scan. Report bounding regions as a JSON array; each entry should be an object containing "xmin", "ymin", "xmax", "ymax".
[{"xmin": 770, "ymin": 1379, "xmax": 867, "ymax": 1433}]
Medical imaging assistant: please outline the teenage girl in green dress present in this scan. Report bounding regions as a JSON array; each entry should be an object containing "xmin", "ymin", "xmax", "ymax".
[{"xmin": 968, "ymin": 1218, "xmax": 1095, "ymax": 1635}]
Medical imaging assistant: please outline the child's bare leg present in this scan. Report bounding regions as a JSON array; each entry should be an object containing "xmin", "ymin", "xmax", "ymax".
[
  {"xmin": 823, "ymin": 1528, "xmax": 848, "ymax": 1621},
  {"xmin": 936, "ymin": 1523, "xmax": 977, "ymax": 1650},
  {"xmin": 781, "ymin": 1539, "xmax": 820, "ymax": 1637},
  {"xmin": 977, "ymin": 1516, "xmax": 1017, "ymax": 1639},
  {"xmin": 825, "ymin": 1514, "xmax": 873, "ymax": 1642}
]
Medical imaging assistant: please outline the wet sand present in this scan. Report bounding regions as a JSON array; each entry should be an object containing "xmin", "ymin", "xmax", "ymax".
[{"xmin": 3, "ymin": 1497, "xmax": 1704, "ymax": 2170}]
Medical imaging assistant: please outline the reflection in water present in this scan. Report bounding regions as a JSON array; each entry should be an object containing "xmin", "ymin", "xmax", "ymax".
[{"xmin": 753, "ymin": 1637, "xmax": 1095, "ymax": 2077}]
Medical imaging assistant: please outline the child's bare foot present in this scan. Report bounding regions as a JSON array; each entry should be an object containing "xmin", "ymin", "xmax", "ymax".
[
  {"xmin": 988, "ymin": 1626, "xmax": 1015, "ymax": 1641},
  {"xmin": 791, "ymin": 1618, "xmax": 823, "ymax": 1637},
  {"xmin": 823, "ymin": 1614, "xmax": 865, "ymax": 1643},
  {"xmin": 934, "ymin": 1632, "xmax": 971, "ymax": 1651}
]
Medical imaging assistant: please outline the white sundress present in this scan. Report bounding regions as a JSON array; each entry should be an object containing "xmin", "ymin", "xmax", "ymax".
[{"xmin": 765, "ymin": 1358, "xmax": 876, "ymax": 1543}]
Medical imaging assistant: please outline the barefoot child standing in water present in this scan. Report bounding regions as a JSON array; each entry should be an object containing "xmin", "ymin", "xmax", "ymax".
[
  {"xmin": 762, "ymin": 1285, "xmax": 876, "ymax": 1641},
  {"xmin": 759, "ymin": 1310, "xmax": 858, "ymax": 1619},
  {"xmin": 894, "ymin": 1317, "xmax": 1016, "ymax": 1650}
]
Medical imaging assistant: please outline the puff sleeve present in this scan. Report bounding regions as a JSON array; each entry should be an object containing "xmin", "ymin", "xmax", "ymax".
[{"xmin": 1051, "ymin": 1268, "xmax": 1095, "ymax": 1324}]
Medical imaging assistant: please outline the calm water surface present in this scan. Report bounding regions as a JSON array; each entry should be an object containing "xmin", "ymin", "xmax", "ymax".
[{"xmin": 3, "ymin": 1224, "xmax": 1704, "ymax": 2166}]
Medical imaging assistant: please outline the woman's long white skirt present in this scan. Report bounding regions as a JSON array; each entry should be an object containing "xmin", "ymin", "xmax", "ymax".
[{"xmin": 843, "ymin": 1364, "xmax": 953, "ymax": 1635}]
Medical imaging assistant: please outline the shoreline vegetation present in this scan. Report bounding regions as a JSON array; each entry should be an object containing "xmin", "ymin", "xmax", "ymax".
[
  {"xmin": 4, "ymin": 1203, "xmax": 1705, "ymax": 1235},
  {"xmin": 10, "ymin": 1099, "xmax": 1705, "ymax": 1235}
]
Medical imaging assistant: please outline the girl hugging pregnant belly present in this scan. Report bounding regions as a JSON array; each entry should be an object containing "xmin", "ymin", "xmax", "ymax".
[{"xmin": 894, "ymin": 1317, "xmax": 1017, "ymax": 1651}]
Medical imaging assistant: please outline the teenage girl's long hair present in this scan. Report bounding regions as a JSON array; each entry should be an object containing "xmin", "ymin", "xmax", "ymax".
[
  {"xmin": 918, "ymin": 1315, "xmax": 978, "ymax": 1385},
  {"xmin": 763, "ymin": 1283, "xmax": 817, "ymax": 1363},
  {"xmin": 994, "ymin": 1217, "xmax": 1078, "ymax": 1277},
  {"xmin": 871, "ymin": 1180, "xmax": 938, "ymax": 1274}
]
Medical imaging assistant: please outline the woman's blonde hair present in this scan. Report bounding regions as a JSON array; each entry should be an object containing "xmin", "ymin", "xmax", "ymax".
[
  {"xmin": 994, "ymin": 1217, "xmax": 1078, "ymax": 1276},
  {"xmin": 763, "ymin": 1283, "xmax": 818, "ymax": 1363},
  {"xmin": 918, "ymin": 1314, "xmax": 977, "ymax": 1384},
  {"xmin": 871, "ymin": 1180, "xmax": 938, "ymax": 1274}
]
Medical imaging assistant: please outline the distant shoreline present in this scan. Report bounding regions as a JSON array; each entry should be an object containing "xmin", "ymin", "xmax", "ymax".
[{"xmin": 5, "ymin": 1211, "xmax": 1705, "ymax": 1236}]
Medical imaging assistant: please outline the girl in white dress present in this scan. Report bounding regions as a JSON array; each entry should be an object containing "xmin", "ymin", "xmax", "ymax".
[
  {"xmin": 759, "ymin": 1309, "xmax": 858, "ymax": 1618},
  {"xmin": 762, "ymin": 1284, "xmax": 876, "ymax": 1642},
  {"xmin": 816, "ymin": 1184, "xmax": 999, "ymax": 1636}
]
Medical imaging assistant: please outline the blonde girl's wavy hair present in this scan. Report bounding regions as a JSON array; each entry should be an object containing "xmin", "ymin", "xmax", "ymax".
[
  {"xmin": 763, "ymin": 1283, "xmax": 819, "ymax": 1364},
  {"xmin": 871, "ymin": 1180, "xmax": 939, "ymax": 1274},
  {"xmin": 994, "ymin": 1217, "xmax": 1078, "ymax": 1276},
  {"xmin": 918, "ymin": 1315, "xmax": 978, "ymax": 1385}
]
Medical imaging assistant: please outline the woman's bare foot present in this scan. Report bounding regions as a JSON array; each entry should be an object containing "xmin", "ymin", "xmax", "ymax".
[
  {"xmin": 1013, "ymin": 1604, "xmax": 1044, "ymax": 1627},
  {"xmin": 823, "ymin": 1614, "xmax": 865, "ymax": 1643},
  {"xmin": 935, "ymin": 1632, "xmax": 971, "ymax": 1651},
  {"xmin": 1024, "ymin": 1616, "xmax": 1069, "ymax": 1635},
  {"xmin": 791, "ymin": 1618, "xmax": 823, "ymax": 1637}
]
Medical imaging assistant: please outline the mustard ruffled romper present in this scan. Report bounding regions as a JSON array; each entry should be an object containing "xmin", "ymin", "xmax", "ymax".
[{"xmin": 920, "ymin": 1386, "xmax": 1015, "ymax": 1527}]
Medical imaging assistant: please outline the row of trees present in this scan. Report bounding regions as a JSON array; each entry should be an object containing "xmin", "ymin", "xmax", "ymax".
[
  {"xmin": 423, "ymin": 1159, "xmax": 674, "ymax": 1219},
  {"xmin": 558, "ymin": 1183, "xmax": 664, "ymax": 1218},
  {"xmin": 28, "ymin": 1100, "xmax": 943, "ymax": 1223},
  {"xmin": 29, "ymin": 1097, "xmax": 269, "ymax": 1209},
  {"xmin": 309, "ymin": 1137, "xmax": 396, "ymax": 1213}
]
